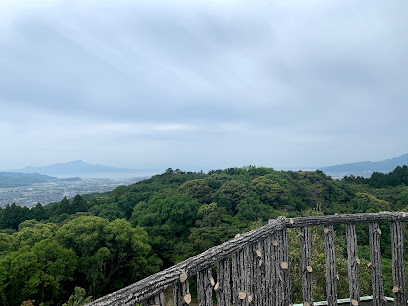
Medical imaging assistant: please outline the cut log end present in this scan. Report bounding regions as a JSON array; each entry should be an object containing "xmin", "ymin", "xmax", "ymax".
[
  {"xmin": 234, "ymin": 233, "xmax": 240, "ymax": 238},
  {"xmin": 306, "ymin": 265, "xmax": 313, "ymax": 273},
  {"xmin": 351, "ymin": 299, "xmax": 359, "ymax": 305},
  {"xmin": 356, "ymin": 257, "xmax": 360, "ymax": 265},
  {"xmin": 290, "ymin": 218, "xmax": 294, "ymax": 224},
  {"xmin": 238, "ymin": 291, "xmax": 246, "ymax": 300},
  {"xmin": 303, "ymin": 302, "xmax": 310, "ymax": 306},
  {"xmin": 377, "ymin": 228, "xmax": 382, "ymax": 235},
  {"xmin": 184, "ymin": 293, "xmax": 192, "ymax": 304},
  {"xmin": 324, "ymin": 227, "xmax": 329, "ymax": 234},
  {"xmin": 281, "ymin": 262, "xmax": 288, "ymax": 269},
  {"xmin": 392, "ymin": 286, "xmax": 399, "ymax": 293},
  {"xmin": 210, "ymin": 277, "xmax": 215, "ymax": 286},
  {"xmin": 256, "ymin": 249, "xmax": 262, "ymax": 257},
  {"xmin": 179, "ymin": 273, "xmax": 188, "ymax": 283},
  {"xmin": 248, "ymin": 295, "xmax": 253, "ymax": 303},
  {"xmin": 272, "ymin": 240, "xmax": 278, "ymax": 246}
]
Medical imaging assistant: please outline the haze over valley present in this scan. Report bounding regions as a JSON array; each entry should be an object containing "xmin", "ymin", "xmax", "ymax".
[{"xmin": 2, "ymin": 153, "xmax": 408, "ymax": 208}]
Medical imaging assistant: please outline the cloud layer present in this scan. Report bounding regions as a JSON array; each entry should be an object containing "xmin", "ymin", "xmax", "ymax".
[{"xmin": 1, "ymin": 0, "xmax": 408, "ymax": 171}]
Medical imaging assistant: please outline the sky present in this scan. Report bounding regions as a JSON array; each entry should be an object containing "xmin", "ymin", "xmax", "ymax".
[{"xmin": 1, "ymin": 0, "xmax": 408, "ymax": 172}]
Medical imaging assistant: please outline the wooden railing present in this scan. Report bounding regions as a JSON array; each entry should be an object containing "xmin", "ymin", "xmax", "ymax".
[{"xmin": 88, "ymin": 212, "xmax": 408, "ymax": 306}]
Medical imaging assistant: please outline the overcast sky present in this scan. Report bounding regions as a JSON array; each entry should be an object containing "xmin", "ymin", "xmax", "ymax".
[{"xmin": 0, "ymin": 0, "xmax": 407, "ymax": 171}]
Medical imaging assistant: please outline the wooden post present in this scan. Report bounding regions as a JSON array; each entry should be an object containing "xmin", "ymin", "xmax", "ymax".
[
  {"xmin": 269, "ymin": 232, "xmax": 278, "ymax": 306},
  {"xmin": 247, "ymin": 243, "xmax": 257, "ymax": 305},
  {"xmin": 346, "ymin": 223, "xmax": 360, "ymax": 306},
  {"xmin": 390, "ymin": 221, "xmax": 407, "ymax": 306},
  {"xmin": 174, "ymin": 274, "xmax": 191, "ymax": 306},
  {"xmin": 197, "ymin": 268, "xmax": 214, "ymax": 306},
  {"xmin": 299, "ymin": 226, "xmax": 314, "ymax": 306},
  {"xmin": 232, "ymin": 248, "xmax": 249, "ymax": 306},
  {"xmin": 275, "ymin": 218, "xmax": 291, "ymax": 306},
  {"xmin": 247, "ymin": 239, "xmax": 267, "ymax": 306},
  {"xmin": 369, "ymin": 222, "xmax": 385, "ymax": 306},
  {"xmin": 324, "ymin": 225, "xmax": 338, "ymax": 306},
  {"xmin": 141, "ymin": 291, "xmax": 165, "ymax": 306},
  {"xmin": 216, "ymin": 258, "xmax": 231, "ymax": 306}
]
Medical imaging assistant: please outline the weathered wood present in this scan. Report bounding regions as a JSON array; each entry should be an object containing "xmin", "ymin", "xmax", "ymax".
[
  {"xmin": 247, "ymin": 243, "xmax": 257, "ymax": 306},
  {"xmin": 141, "ymin": 291, "xmax": 165, "ymax": 306},
  {"xmin": 254, "ymin": 239, "xmax": 268, "ymax": 306},
  {"xmin": 89, "ymin": 219, "xmax": 286, "ymax": 306},
  {"xmin": 299, "ymin": 226, "xmax": 313, "ymax": 306},
  {"xmin": 197, "ymin": 268, "xmax": 213, "ymax": 306},
  {"xmin": 232, "ymin": 248, "xmax": 249, "ymax": 306},
  {"xmin": 346, "ymin": 223, "xmax": 360, "ymax": 306},
  {"xmin": 324, "ymin": 225, "xmax": 338, "ymax": 306},
  {"xmin": 275, "ymin": 217, "xmax": 291, "ymax": 306},
  {"xmin": 246, "ymin": 240, "xmax": 266, "ymax": 306},
  {"xmin": 174, "ymin": 278, "xmax": 190, "ymax": 306},
  {"xmin": 269, "ymin": 232, "xmax": 278, "ymax": 306},
  {"xmin": 88, "ymin": 212, "xmax": 408, "ymax": 306},
  {"xmin": 390, "ymin": 221, "xmax": 407, "ymax": 306},
  {"xmin": 369, "ymin": 222, "xmax": 385, "ymax": 306},
  {"xmin": 215, "ymin": 258, "xmax": 231, "ymax": 306},
  {"xmin": 284, "ymin": 212, "xmax": 407, "ymax": 228}
]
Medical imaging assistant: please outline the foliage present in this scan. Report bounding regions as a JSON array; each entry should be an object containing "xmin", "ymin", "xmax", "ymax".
[
  {"xmin": 1, "ymin": 166, "xmax": 408, "ymax": 304},
  {"xmin": 62, "ymin": 287, "xmax": 92, "ymax": 306}
]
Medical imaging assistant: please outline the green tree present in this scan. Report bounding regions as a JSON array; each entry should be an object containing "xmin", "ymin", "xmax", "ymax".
[
  {"xmin": 131, "ymin": 193, "xmax": 200, "ymax": 264},
  {"xmin": 56, "ymin": 216, "xmax": 161, "ymax": 297},
  {"xmin": 0, "ymin": 239, "xmax": 77, "ymax": 305},
  {"xmin": 178, "ymin": 179, "xmax": 213, "ymax": 203},
  {"xmin": 62, "ymin": 287, "xmax": 92, "ymax": 306},
  {"xmin": 251, "ymin": 176, "xmax": 290, "ymax": 208},
  {"xmin": 215, "ymin": 180, "xmax": 250, "ymax": 213},
  {"xmin": 185, "ymin": 203, "xmax": 237, "ymax": 256}
]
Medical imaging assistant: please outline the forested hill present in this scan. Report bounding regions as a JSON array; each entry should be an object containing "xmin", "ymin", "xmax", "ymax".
[
  {"xmin": 1, "ymin": 166, "xmax": 408, "ymax": 305},
  {"xmin": 0, "ymin": 172, "xmax": 59, "ymax": 187}
]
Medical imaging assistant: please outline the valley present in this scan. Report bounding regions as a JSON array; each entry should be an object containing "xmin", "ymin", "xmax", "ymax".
[{"xmin": 0, "ymin": 176, "xmax": 147, "ymax": 207}]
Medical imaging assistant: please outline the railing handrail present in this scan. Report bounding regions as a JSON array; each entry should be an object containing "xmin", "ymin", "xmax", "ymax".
[{"xmin": 88, "ymin": 211, "xmax": 407, "ymax": 305}]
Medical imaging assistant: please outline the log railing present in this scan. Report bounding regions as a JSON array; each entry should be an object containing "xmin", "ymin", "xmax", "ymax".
[{"xmin": 88, "ymin": 212, "xmax": 408, "ymax": 306}]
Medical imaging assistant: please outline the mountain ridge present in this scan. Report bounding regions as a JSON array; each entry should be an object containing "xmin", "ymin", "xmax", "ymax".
[
  {"xmin": 319, "ymin": 153, "xmax": 408, "ymax": 177},
  {"xmin": 6, "ymin": 160, "xmax": 141, "ymax": 176}
]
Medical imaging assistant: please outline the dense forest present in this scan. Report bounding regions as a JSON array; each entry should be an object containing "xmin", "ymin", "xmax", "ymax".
[{"xmin": 1, "ymin": 166, "xmax": 408, "ymax": 305}]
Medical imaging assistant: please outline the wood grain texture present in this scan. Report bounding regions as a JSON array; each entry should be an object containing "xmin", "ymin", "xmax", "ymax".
[
  {"xmin": 324, "ymin": 225, "xmax": 338, "ymax": 306},
  {"xmin": 197, "ymin": 268, "xmax": 213, "ymax": 306},
  {"xmin": 88, "ymin": 212, "xmax": 408, "ymax": 305},
  {"xmin": 299, "ymin": 226, "xmax": 313, "ymax": 306},
  {"xmin": 141, "ymin": 291, "xmax": 165, "ymax": 306},
  {"xmin": 232, "ymin": 248, "xmax": 249, "ymax": 306},
  {"xmin": 369, "ymin": 222, "xmax": 385, "ymax": 306},
  {"xmin": 390, "ymin": 221, "xmax": 407, "ymax": 306},
  {"xmin": 173, "ymin": 278, "xmax": 190, "ymax": 306},
  {"xmin": 346, "ymin": 223, "xmax": 360, "ymax": 305},
  {"xmin": 276, "ymin": 223, "xmax": 291, "ymax": 306},
  {"xmin": 215, "ymin": 258, "xmax": 231, "ymax": 306}
]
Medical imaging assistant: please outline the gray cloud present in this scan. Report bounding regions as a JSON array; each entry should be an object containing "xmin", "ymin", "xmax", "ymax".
[{"xmin": 0, "ymin": 0, "xmax": 408, "ymax": 170}]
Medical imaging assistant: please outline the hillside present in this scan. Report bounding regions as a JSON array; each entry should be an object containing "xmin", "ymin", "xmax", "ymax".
[
  {"xmin": 0, "ymin": 171, "xmax": 58, "ymax": 187},
  {"xmin": 1, "ymin": 166, "xmax": 408, "ymax": 305},
  {"xmin": 319, "ymin": 153, "xmax": 408, "ymax": 177}
]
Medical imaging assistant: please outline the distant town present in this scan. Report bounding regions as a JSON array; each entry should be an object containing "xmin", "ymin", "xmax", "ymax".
[{"xmin": 0, "ymin": 177, "xmax": 147, "ymax": 207}]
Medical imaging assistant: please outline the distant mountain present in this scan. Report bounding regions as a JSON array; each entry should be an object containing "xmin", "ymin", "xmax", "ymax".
[
  {"xmin": 8, "ymin": 160, "xmax": 139, "ymax": 176},
  {"xmin": 319, "ymin": 153, "xmax": 408, "ymax": 177},
  {"xmin": 0, "ymin": 172, "xmax": 59, "ymax": 188}
]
